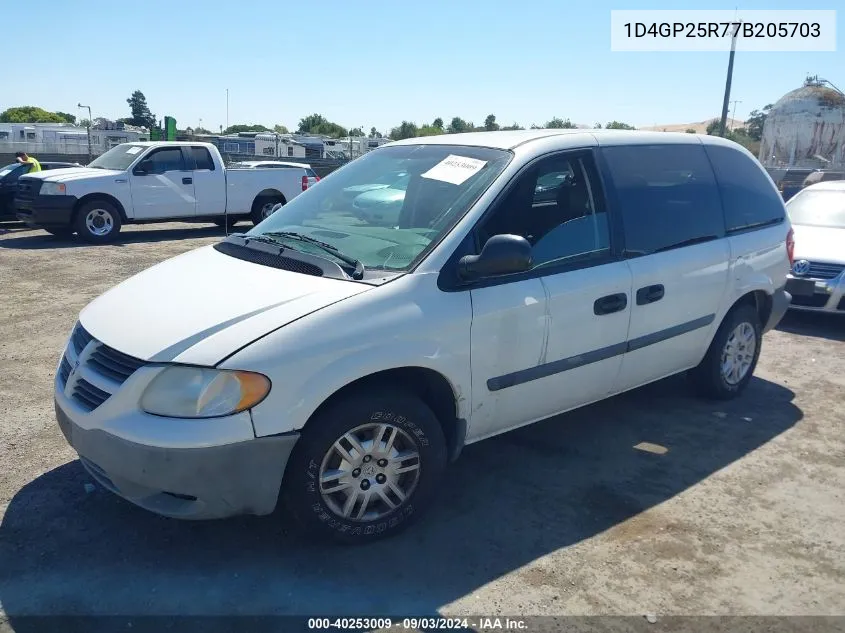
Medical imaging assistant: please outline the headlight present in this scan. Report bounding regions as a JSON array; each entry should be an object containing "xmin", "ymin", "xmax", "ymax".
[
  {"xmin": 41, "ymin": 182, "xmax": 67, "ymax": 195},
  {"xmin": 140, "ymin": 366, "xmax": 271, "ymax": 419}
]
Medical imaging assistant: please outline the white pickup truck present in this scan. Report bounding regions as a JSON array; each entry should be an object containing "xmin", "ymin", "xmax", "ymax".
[{"xmin": 15, "ymin": 141, "xmax": 319, "ymax": 243}]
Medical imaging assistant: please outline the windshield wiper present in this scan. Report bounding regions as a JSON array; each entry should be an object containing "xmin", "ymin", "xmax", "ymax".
[{"xmin": 262, "ymin": 231, "xmax": 365, "ymax": 279}]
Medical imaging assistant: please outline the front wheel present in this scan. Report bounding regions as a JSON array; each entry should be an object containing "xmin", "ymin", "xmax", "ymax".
[
  {"xmin": 74, "ymin": 200, "xmax": 122, "ymax": 244},
  {"xmin": 282, "ymin": 388, "xmax": 447, "ymax": 544},
  {"xmin": 688, "ymin": 304, "xmax": 762, "ymax": 400},
  {"xmin": 250, "ymin": 196, "xmax": 284, "ymax": 226}
]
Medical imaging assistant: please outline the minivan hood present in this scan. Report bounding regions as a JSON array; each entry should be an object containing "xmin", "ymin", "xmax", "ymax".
[
  {"xmin": 79, "ymin": 245, "xmax": 372, "ymax": 365},
  {"xmin": 791, "ymin": 224, "xmax": 845, "ymax": 265},
  {"xmin": 26, "ymin": 167, "xmax": 123, "ymax": 183}
]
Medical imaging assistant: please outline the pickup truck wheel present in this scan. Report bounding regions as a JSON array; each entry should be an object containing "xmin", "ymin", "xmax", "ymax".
[
  {"xmin": 250, "ymin": 196, "xmax": 283, "ymax": 225},
  {"xmin": 688, "ymin": 304, "xmax": 762, "ymax": 400},
  {"xmin": 74, "ymin": 200, "xmax": 122, "ymax": 244},
  {"xmin": 282, "ymin": 388, "xmax": 447, "ymax": 544}
]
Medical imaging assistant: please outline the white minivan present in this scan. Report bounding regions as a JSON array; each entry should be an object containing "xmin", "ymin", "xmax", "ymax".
[{"xmin": 54, "ymin": 130, "xmax": 792, "ymax": 543}]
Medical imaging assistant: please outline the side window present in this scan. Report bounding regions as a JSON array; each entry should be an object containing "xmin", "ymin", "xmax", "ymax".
[
  {"xmin": 704, "ymin": 144, "xmax": 786, "ymax": 232},
  {"xmin": 602, "ymin": 144, "xmax": 724, "ymax": 255},
  {"xmin": 478, "ymin": 152, "xmax": 611, "ymax": 267},
  {"xmin": 287, "ymin": 146, "xmax": 294, "ymax": 157},
  {"xmin": 189, "ymin": 147, "xmax": 215, "ymax": 171},
  {"xmin": 144, "ymin": 148, "xmax": 186, "ymax": 174}
]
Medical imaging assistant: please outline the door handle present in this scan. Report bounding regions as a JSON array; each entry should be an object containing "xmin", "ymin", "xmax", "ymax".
[
  {"xmin": 594, "ymin": 293, "xmax": 628, "ymax": 316},
  {"xmin": 636, "ymin": 284, "xmax": 665, "ymax": 305},
  {"xmin": 182, "ymin": 177, "xmax": 193, "ymax": 185}
]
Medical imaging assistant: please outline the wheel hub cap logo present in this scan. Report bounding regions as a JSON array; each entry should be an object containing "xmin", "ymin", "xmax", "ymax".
[
  {"xmin": 792, "ymin": 259, "xmax": 811, "ymax": 275},
  {"xmin": 363, "ymin": 464, "xmax": 376, "ymax": 476}
]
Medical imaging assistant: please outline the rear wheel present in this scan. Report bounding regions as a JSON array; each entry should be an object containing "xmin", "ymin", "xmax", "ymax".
[
  {"xmin": 250, "ymin": 195, "xmax": 284, "ymax": 226},
  {"xmin": 74, "ymin": 200, "xmax": 122, "ymax": 244},
  {"xmin": 282, "ymin": 388, "xmax": 447, "ymax": 544},
  {"xmin": 688, "ymin": 303, "xmax": 762, "ymax": 400}
]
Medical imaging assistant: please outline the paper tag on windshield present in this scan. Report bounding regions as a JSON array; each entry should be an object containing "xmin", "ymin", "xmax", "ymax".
[
  {"xmin": 421, "ymin": 154, "xmax": 487, "ymax": 185},
  {"xmin": 126, "ymin": 146, "xmax": 142, "ymax": 155}
]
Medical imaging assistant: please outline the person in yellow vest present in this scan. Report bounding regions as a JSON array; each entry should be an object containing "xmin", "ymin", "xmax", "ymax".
[{"xmin": 15, "ymin": 151, "xmax": 41, "ymax": 173}]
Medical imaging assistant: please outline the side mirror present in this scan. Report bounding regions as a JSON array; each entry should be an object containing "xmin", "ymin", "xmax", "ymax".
[
  {"xmin": 458, "ymin": 234, "xmax": 533, "ymax": 280},
  {"xmin": 135, "ymin": 159, "xmax": 153, "ymax": 175}
]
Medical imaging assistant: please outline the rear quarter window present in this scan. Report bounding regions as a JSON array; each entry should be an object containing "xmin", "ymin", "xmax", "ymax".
[
  {"xmin": 703, "ymin": 144, "xmax": 784, "ymax": 232},
  {"xmin": 602, "ymin": 143, "xmax": 725, "ymax": 255}
]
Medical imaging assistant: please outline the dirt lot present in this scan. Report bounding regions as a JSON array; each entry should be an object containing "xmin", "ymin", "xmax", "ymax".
[{"xmin": 0, "ymin": 222, "xmax": 843, "ymax": 623}]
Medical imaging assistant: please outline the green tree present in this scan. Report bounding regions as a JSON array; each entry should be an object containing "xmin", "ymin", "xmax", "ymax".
[
  {"xmin": 483, "ymin": 114, "xmax": 499, "ymax": 131},
  {"xmin": 54, "ymin": 111, "xmax": 76, "ymax": 124},
  {"xmin": 389, "ymin": 121, "xmax": 419, "ymax": 140},
  {"xmin": 223, "ymin": 124, "xmax": 270, "ymax": 134},
  {"xmin": 369, "ymin": 127, "xmax": 383, "ymax": 138},
  {"xmin": 545, "ymin": 117, "xmax": 577, "ymax": 129},
  {"xmin": 0, "ymin": 106, "xmax": 68, "ymax": 123},
  {"xmin": 432, "ymin": 117, "xmax": 444, "ymax": 130},
  {"xmin": 297, "ymin": 113, "xmax": 327, "ymax": 133},
  {"xmin": 501, "ymin": 122, "xmax": 524, "ymax": 130},
  {"xmin": 685, "ymin": 128, "xmax": 696, "ymax": 134},
  {"xmin": 273, "ymin": 124, "xmax": 289, "ymax": 134},
  {"xmin": 447, "ymin": 117, "xmax": 470, "ymax": 134},
  {"xmin": 745, "ymin": 104, "xmax": 772, "ymax": 141},
  {"xmin": 78, "ymin": 118, "xmax": 91, "ymax": 128},
  {"xmin": 349, "ymin": 127, "xmax": 365, "ymax": 137},
  {"xmin": 605, "ymin": 121, "xmax": 636, "ymax": 130},
  {"xmin": 594, "ymin": 123, "xmax": 603, "ymax": 129},
  {"xmin": 194, "ymin": 127, "xmax": 212, "ymax": 134},
  {"xmin": 297, "ymin": 113, "xmax": 347, "ymax": 137},
  {"xmin": 418, "ymin": 123, "xmax": 444, "ymax": 136},
  {"xmin": 705, "ymin": 119, "xmax": 720, "ymax": 135},
  {"xmin": 126, "ymin": 90, "xmax": 156, "ymax": 128}
]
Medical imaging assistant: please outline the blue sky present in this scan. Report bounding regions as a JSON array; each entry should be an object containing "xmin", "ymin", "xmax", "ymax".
[{"xmin": 4, "ymin": 0, "xmax": 842, "ymax": 133}]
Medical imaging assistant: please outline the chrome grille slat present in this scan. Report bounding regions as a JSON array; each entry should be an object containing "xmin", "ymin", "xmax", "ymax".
[
  {"xmin": 71, "ymin": 324, "xmax": 94, "ymax": 355},
  {"xmin": 806, "ymin": 261, "xmax": 844, "ymax": 280},
  {"xmin": 73, "ymin": 378, "xmax": 111, "ymax": 411},
  {"xmin": 88, "ymin": 347, "xmax": 144, "ymax": 383}
]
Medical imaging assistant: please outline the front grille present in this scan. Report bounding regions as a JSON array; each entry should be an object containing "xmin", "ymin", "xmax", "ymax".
[
  {"xmin": 88, "ymin": 345, "xmax": 147, "ymax": 383},
  {"xmin": 806, "ymin": 261, "xmax": 845, "ymax": 280},
  {"xmin": 791, "ymin": 294, "xmax": 831, "ymax": 308},
  {"xmin": 61, "ymin": 321, "xmax": 148, "ymax": 412},
  {"xmin": 58, "ymin": 356, "xmax": 72, "ymax": 386},
  {"xmin": 16, "ymin": 178, "xmax": 42, "ymax": 202},
  {"xmin": 73, "ymin": 378, "xmax": 111, "ymax": 411},
  {"xmin": 71, "ymin": 324, "xmax": 94, "ymax": 355}
]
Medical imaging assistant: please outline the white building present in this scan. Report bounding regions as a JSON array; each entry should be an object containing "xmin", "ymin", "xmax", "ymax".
[{"xmin": 0, "ymin": 121, "xmax": 148, "ymax": 156}]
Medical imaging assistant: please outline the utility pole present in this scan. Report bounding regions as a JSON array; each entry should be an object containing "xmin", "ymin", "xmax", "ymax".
[
  {"xmin": 729, "ymin": 100, "xmax": 742, "ymax": 132},
  {"xmin": 719, "ymin": 21, "xmax": 741, "ymax": 137},
  {"xmin": 78, "ymin": 102, "xmax": 93, "ymax": 164}
]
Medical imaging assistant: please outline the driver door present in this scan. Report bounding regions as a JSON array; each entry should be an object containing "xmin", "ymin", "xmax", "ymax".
[
  {"xmin": 129, "ymin": 147, "xmax": 196, "ymax": 219},
  {"xmin": 466, "ymin": 150, "xmax": 633, "ymax": 440}
]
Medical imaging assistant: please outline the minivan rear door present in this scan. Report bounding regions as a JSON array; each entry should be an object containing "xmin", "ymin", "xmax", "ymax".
[{"xmin": 600, "ymin": 142, "xmax": 729, "ymax": 392}]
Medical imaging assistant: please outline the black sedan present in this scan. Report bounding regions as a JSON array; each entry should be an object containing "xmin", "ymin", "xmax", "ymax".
[{"xmin": 0, "ymin": 161, "xmax": 82, "ymax": 221}]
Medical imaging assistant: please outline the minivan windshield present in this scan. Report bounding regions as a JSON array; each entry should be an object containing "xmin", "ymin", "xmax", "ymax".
[
  {"xmin": 87, "ymin": 145, "xmax": 146, "ymax": 171},
  {"xmin": 787, "ymin": 189, "xmax": 845, "ymax": 228},
  {"xmin": 249, "ymin": 144, "xmax": 512, "ymax": 272}
]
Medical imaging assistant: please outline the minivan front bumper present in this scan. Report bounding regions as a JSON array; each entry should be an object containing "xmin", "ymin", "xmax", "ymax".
[{"xmin": 55, "ymin": 397, "xmax": 299, "ymax": 520}]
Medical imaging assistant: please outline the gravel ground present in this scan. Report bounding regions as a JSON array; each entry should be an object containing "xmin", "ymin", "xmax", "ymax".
[{"xmin": 0, "ymin": 222, "xmax": 843, "ymax": 624}]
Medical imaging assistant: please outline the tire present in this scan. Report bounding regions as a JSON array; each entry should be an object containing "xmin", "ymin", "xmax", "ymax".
[
  {"xmin": 43, "ymin": 227, "xmax": 73, "ymax": 238},
  {"xmin": 688, "ymin": 303, "xmax": 762, "ymax": 400},
  {"xmin": 282, "ymin": 387, "xmax": 447, "ymax": 544},
  {"xmin": 213, "ymin": 215, "xmax": 240, "ymax": 229},
  {"xmin": 250, "ymin": 195, "xmax": 284, "ymax": 226},
  {"xmin": 74, "ymin": 200, "xmax": 122, "ymax": 244}
]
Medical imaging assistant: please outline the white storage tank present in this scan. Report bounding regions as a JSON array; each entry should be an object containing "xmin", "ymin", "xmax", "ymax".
[{"xmin": 760, "ymin": 76, "xmax": 845, "ymax": 168}]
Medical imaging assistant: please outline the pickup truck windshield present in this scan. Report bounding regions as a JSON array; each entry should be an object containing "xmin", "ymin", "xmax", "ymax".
[
  {"xmin": 87, "ymin": 145, "xmax": 147, "ymax": 171},
  {"xmin": 249, "ymin": 144, "xmax": 512, "ymax": 272}
]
